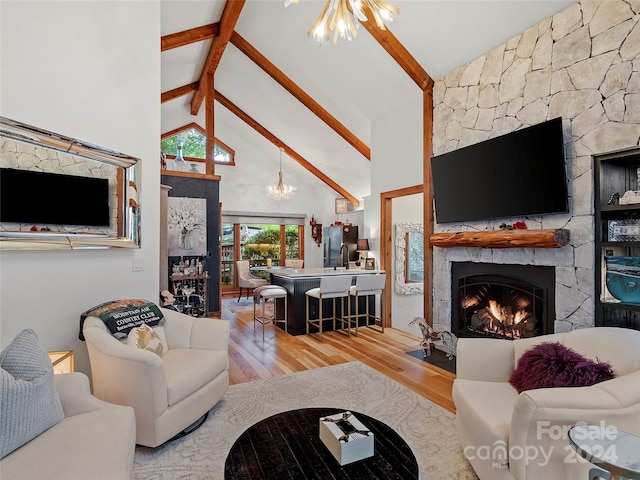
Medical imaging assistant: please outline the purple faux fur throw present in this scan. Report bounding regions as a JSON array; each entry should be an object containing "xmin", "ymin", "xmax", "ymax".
[{"xmin": 509, "ymin": 342, "xmax": 615, "ymax": 393}]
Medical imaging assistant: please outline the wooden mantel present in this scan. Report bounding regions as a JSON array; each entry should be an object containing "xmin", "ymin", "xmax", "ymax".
[{"xmin": 430, "ymin": 228, "xmax": 570, "ymax": 249}]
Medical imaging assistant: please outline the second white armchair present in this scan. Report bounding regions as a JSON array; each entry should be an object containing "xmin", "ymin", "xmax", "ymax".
[{"xmin": 83, "ymin": 308, "xmax": 230, "ymax": 447}]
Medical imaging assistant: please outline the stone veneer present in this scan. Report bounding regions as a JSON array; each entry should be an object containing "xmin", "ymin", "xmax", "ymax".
[{"xmin": 432, "ymin": 0, "xmax": 640, "ymax": 333}]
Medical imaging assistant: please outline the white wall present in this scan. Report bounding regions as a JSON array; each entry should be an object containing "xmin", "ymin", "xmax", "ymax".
[
  {"xmin": 368, "ymin": 94, "xmax": 424, "ymax": 339},
  {"xmin": 0, "ymin": 1, "xmax": 161, "ymax": 375}
]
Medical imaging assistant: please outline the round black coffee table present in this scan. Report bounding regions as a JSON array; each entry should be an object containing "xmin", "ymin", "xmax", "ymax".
[{"xmin": 224, "ymin": 407, "xmax": 418, "ymax": 479}]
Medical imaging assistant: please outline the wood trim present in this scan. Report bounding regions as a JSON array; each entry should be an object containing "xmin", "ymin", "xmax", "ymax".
[
  {"xmin": 298, "ymin": 225, "xmax": 305, "ymax": 263},
  {"xmin": 279, "ymin": 225, "xmax": 286, "ymax": 263},
  {"xmin": 161, "ymin": 122, "xmax": 203, "ymax": 139},
  {"xmin": 360, "ymin": 7, "xmax": 433, "ymax": 91},
  {"xmin": 205, "ymin": 71, "xmax": 215, "ymax": 175},
  {"xmin": 161, "ymin": 23, "xmax": 219, "ymax": 51},
  {"xmin": 230, "ymin": 31, "xmax": 371, "ymax": 161},
  {"xmin": 161, "ymin": 171, "xmax": 221, "ymax": 181},
  {"xmin": 161, "ymin": 82, "xmax": 198, "ymax": 103},
  {"xmin": 423, "ymin": 88, "xmax": 434, "ymax": 327},
  {"xmin": 215, "ymin": 89, "xmax": 360, "ymax": 207},
  {"xmin": 380, "ymin": 184, "xmax": 424, "ymax": 328},
  {"xmin": 191, "ymin": 0, "xmax": 246, "ymax": 115},
  {"xmin": 430, "ymin": 229, "xmax": 571, "ymax": 249}
]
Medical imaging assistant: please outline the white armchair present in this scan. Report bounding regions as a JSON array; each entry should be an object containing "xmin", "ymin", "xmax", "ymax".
[
  {"xmin": 83, "ymin": 308, "xmax": 230, "ymax": 447},
  {"xmin": 453, "ymin": 327, "xmax": 640, "ymax": 480}
]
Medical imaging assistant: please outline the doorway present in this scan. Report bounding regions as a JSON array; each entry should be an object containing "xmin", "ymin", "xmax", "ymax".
[{"xmin": 380, "ymin": 185, "xmax": 425, "ymax": 330}]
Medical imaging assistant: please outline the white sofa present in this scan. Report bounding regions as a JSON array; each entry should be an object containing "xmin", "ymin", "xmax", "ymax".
[
  {"xmin": 83, "ymin": 308, "xmax": 230, "ymax": 447},
  {"xmin": 0, "ymin": 372, "xmax": 136, "ymax": 480},
  {"xmin": 453, "ymin": 327, "xmax": 640, "ymax": 480}
]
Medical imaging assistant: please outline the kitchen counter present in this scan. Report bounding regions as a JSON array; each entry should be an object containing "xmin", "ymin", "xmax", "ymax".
[
  {"xmin": 267, "ymin": 267, "xmax": 384, "ymax": 278},
  {"xmin": 268, "ymin": 268, "xmax": 384, "ymax": 335}
]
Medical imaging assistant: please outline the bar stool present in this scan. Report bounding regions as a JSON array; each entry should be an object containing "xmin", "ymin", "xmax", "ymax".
[
  {"xmin": 253, "ymin": 286, "xmax": 288, "ymax": 341},
  {"xmin": 349, "ymin": 274, "xmax": 386, "ymax": 334},
  {"xmin": 305, "ymin": 276, "xmax": 352, "ymax": 341}
]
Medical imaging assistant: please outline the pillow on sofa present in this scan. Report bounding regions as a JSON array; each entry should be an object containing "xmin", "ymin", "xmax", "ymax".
[
  {"xmin": 509, "ymin": 342, "xmax": 615, "ymax": 393},
  {"xmin": 127, "ymin": 324, "xmax": 164, "ymax": 357},
  {"xmin": 0, "ymin": 329, "xmax": 65, "ymax": 459}
]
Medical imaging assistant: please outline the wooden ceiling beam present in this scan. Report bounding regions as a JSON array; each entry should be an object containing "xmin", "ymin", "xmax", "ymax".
[
  {"xmin": 360, "ymin": 7, "xmax": 433, "ymax": 91},
  {"xmin": 215, "ymin": 89, "xmax": 360, "ymax": 207},
  {"xmin": 161, "ymin": 82, "xmax": 199, "ymax": 103},
  {"xmin": 230, "ymin": 31, "xmax": 371, "ymax": 161},
  {"xmin": 161, "ymin": 23, "xmax": 219, "ymax": 51},
  {"xmin": 160, "ymin": 80, "xmax": 360, "ymax": 205},
  {"xmin": 190, "ymin": 0, "xmax": 246, "ymax": 115}
]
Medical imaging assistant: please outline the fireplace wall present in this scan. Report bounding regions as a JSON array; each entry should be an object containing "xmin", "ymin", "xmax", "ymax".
[{"xmin": 430, "ymin": 1, "xmax": 640, "ymax": 334}]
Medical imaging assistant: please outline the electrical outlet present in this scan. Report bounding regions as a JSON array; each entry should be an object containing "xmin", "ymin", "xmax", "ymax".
[{"xmin": 132, "ymin": 257, "xmax": 144, "ymax": 272}]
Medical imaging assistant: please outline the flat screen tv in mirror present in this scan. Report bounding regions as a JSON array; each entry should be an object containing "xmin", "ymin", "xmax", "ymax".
[
  {"xmin": 430, "ymin": 117, "xmax": 568, "ymax": 224},
  {"xmin": 0, "ymin": 116, "xmax": 140, "ymax": 249},
  {"xmin": 1, "ymin": 168, "xmax": 110, "ymax": 227}
]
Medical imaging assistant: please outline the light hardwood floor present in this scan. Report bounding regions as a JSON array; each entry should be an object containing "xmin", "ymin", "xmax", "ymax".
[{"xmin": 220, "ymin": 296, "xmax": 456, "ymax": 413}]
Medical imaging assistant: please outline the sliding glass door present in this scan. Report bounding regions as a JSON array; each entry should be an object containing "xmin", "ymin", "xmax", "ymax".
[{"xmin": 220, "ymin": 222, "xmax": 303, "ymax": 291}]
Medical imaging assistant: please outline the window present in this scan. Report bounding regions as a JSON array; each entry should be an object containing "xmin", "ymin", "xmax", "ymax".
[{"xmin": 161, "ymin": 123, "xmax": 234, "ymax": 166}]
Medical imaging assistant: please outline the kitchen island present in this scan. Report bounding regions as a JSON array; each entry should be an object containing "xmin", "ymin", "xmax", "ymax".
[{"xmin": 268, "ymin": 267, "xmax": 384, "ymax": 335}]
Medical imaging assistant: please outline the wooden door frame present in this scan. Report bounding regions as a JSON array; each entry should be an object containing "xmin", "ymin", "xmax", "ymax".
[{"xmin": 380, "ymin": 185, "xmax": 425, "ymax": 328}]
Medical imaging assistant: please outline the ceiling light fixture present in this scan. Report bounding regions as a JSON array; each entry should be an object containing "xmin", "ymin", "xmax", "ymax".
[
  {"xmin": 286, "ymin": 0, "xmax": 399, "ymax": 44},
  {"xmin": 267, "ymin": 147, "xmax": 296, "ymax": 200}
]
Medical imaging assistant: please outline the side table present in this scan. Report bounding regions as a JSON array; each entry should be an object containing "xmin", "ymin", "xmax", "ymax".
[{"xmin": 568, "ymin": 425, "xmax": 640, "ymax": 480}]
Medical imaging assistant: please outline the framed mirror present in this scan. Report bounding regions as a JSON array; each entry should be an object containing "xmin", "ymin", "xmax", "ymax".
[
  {"xmin": 395, "ymin": 222, "xmax": 424, "ymax": 295},
  {"xmin": 0, "ymin": 117, "xmax": 141, "ymax": 250}
]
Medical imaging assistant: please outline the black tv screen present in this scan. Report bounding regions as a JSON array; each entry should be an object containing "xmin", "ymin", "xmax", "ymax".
[
  {"xmin": 430, "ymin": 117, "xmax": 568, "ymax": 223},
  {"xmin": 0, "ymin": 168, "xmax": 110, "ymax": 227}
]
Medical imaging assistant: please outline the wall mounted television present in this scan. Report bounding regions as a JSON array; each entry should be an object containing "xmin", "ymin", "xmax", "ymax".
[
  {"xmin": 430, "ymin": 117, "xmax": 568, "ymax": 224},
  {"xmin": 0, "ymin": 168, "xmax": 110, "ymax": 227}
]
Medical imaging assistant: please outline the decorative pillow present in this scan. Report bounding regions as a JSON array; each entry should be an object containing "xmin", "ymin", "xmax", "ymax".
[
  {"xmin": 127, "ymin": 324, "xmax": 164, "ymax": 357},
  {"xmin": 79, "ymin": 299, "xmax": 165, "ymax": 340},
  {"xmin": 509, "ymin": 342, "xmax": 615, "ymax": 394},
  {"xmin": 0, "ymin": 329, "xmax": 65, "ymax": 459}
]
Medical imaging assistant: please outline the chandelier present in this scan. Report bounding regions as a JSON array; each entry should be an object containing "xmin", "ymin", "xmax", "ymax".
[
  {"xmin": 267, "ymin": 147, "xmax": 296, "ymax": 200},
  {"xmin": 286, "ymin": 0, "xmax": 399, "ymax": 44}
]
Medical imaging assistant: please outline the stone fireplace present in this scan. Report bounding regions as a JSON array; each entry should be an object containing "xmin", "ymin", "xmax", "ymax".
[
  {"xmin": 451, "ymin": 262, "xmax": 555, "ymax": 340},
  {"xmin": 429, "ymin": 1, "xmax": 640, "ymax": 336}
]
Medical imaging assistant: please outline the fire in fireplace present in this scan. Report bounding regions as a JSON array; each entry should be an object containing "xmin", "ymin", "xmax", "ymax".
[
  {"xmin": 464, "ymin": 295, "xmax": 538, "ymax": 339},
  {"xmin": 451, "ymin": 262, "xmax": 555, "ymax": 340}
]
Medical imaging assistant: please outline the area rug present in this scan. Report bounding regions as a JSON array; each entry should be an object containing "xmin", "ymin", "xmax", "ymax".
[{"xmin": 133, "ymin": 361, "xmax": 477, "ymax": 479}]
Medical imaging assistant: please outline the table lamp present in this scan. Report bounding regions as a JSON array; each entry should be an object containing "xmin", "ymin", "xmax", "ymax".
[
  {"xmin": 357, "ymin": 238, "xmax": 370, "ymax": 264},
  {"xmin": 48, "ymin": 350, "xmax": 75, "ymax": 374}
]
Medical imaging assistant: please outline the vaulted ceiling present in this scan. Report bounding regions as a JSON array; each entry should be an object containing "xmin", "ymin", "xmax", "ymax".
[{"xmin": 161, "ymin": 0, "xmax": 574, "ymax": 205}]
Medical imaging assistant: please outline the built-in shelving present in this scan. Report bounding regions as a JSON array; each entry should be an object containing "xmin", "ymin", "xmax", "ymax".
[{"xmin": 594, "ymin": 147, "xmax": 640, "ymax": 330}]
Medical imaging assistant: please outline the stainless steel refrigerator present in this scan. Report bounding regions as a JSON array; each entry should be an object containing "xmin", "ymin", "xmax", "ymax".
[{"xmin": 323, "ymin": 225, "xmax": 358, "ymax": 268}]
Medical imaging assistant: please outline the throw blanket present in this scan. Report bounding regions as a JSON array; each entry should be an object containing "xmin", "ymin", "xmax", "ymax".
[{"xmin": 79, "ymin": 299, "xmax": 165, "ymax": 341}]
